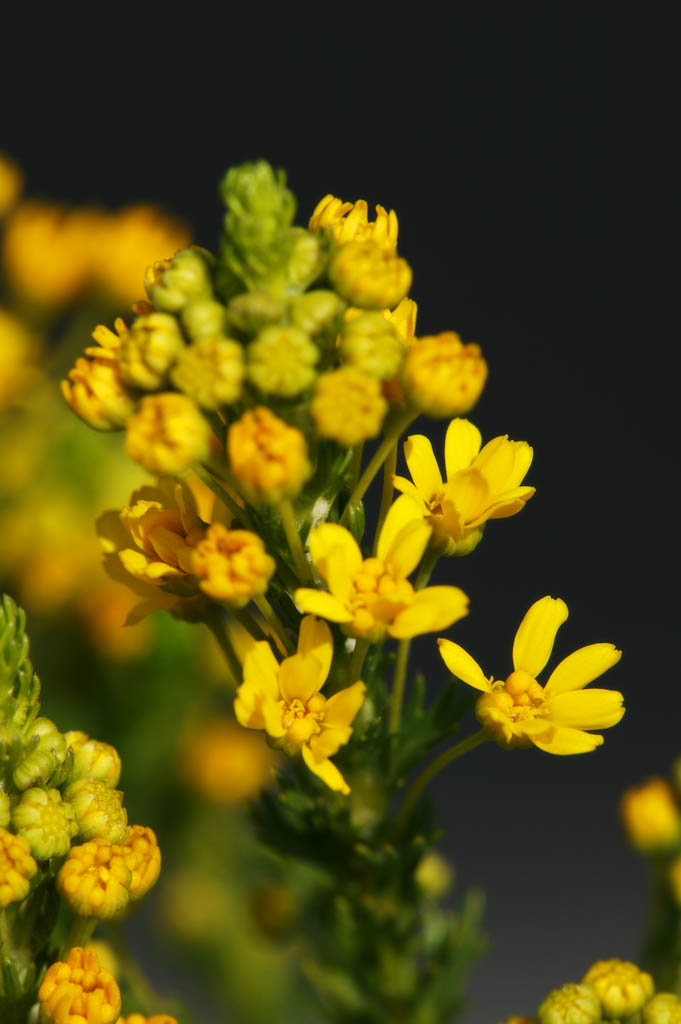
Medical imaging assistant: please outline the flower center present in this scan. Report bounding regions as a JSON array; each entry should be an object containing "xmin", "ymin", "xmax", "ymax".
[
  {"xmin": 348, "ymin": 557, "xmax": 414, "ymax": 636},
  {"xmin": 280, "ymin": 693, "xmax": 326, "ymax": 749}
]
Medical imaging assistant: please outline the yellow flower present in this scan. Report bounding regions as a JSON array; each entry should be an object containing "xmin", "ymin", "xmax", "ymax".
[
  {"xmin": 0, "ymin": 826, "xmax": 37, "ymax": 906},
  {"xmin": 385, "ymin": 296, "xmax": 418, "ymax": 344},
  {"xmin": 118, "ymin": 312, "xmax": 185, "ymax": 391},
  {"xmin": 393, "ymin": 418, "xmax": 535, "ymax": 554},
  {"xmin": 120, "ymin": 825, "xmax": 161, "ymax": 902},
  {"xmin": 438, "ymin": 596, "xmax": 624, "ymax": 754},
  {"xmin": 329, "ymin": 240, "xmax": 412, "ymax": 310},
  {"xmin": 339, "ymin": 312, "xmax": 405, "ymax": 380},
  {"xmin": 0, "ymin": 151, "xmax": 22, "ymax": 215},
  {"xmin": 309, "ymin": 195, "xmax": 399, "ymax": 252},
  {"xmin": 12, "ymin": 787, "xmax": 78, "ymax": 860},
  {"xmin": 58, "ymin": 839, "xmax": 132, "ymax": 918},
  {"xmin": 125, "ymin": 393, "xmax": 213, "ymax": 473},
  {"xmin": 310, "ymin": 367, "xmax": 388, "ymax": 446},
  {"xmin": 247, "ymin": 324, "xmax": 319, "ymax": 397},
  {"xmin": 227, "ymin": 407, "xmax": 310, "ymax": 504},
  {"xmin": 180, "ymin": 717, "xmax": 277, "ymax": 803},
  {"xmin": 190, "ymin": 524, "xmax": 275, "ymax": 605},
  {"xmin": 295, "ymin": 496, "xmax": 469, "ymax": 642},
  {"xmin": 39, "ymin": 946, "xmax": 122, "ymax": 1024},
  {"xmin": 537, "ymin": 984, "xmax": 601, "ymax": 1024},
  {"xmin": 66, "ymin": 733, "xmax": 122, "ymax": 788},
  {"xmin": 62, "ymin": 320, "xmax": 136, "ymax": 431},
  {"xmin": 235, "ymin": 616, "xmax": 365, "ymax": 793},
  {"xmin": 0, "ymin": 307, "xmax": 39, "ymax": 408},
  {"xmin": 583, "ymin": 958, "xmax": 654, "ymax": 1019},
  {"xmin": 170, "ymin": 335, "xmax": 244, "ymax": 409},
  {"xmin": 402, "ymin": 332, "xmax": 487, "ymax": 417},
  {"xmin": 644, "ymin": 993, "xmax": 681, "ymax": 1023},
  {"xmin": 121, "ymin": 1016, "xmax": 178, "ymax": 1024},
  {"xmin": 620, "ymin": 778, "xmax": 681, "ymax": 854},
  {"xmin": 64, "ymin": 779, "xmax": 129, "ymax": 844}
]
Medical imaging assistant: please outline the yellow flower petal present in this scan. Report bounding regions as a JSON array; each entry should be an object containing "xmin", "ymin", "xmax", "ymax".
[
  {"xmin": 444, "ymin": 469, "xmax": 489, "ymax": 524},
  {"xmin": 242, "ymin": 640, "xmax": 281, "ymax": 699},
  {"xmin": 324, "ymin": 680, "xmax": 366, "ymax": 727},
  {"xmin": 389, "ymin": 586, "xmax": 469, "ymax": 639},
  {"xmin": 472, "ymin": 436, "xmax": 517, "ymax": 492},
  {"xmin": 294, "ymin": 588, "xmax": 353, "ymax": 623},
  {"xmin": 308, "ymin": 726, "xmax": 352, "ymax": 760},
  {"xmin": 278, "ymin": 653, "xmax": 323, "ymax": 704},
  {"xmin": 512, "ymin": 596, "xmax": 569, "ymax": 676},
  {"xmin": 444, "ymin": 418, "xmax": 482, "ymax": 478},
  {"xmin": 543, "ymin": 643, "xmax": 623, "ymax": 696},
  {"xmin": 526, "ymin": 723, "xmax": 604, "ymax": 755},
  {"xmin": 383, "ymin": 518, "xmax": 432, "ymax": 579},
  {"xmin": 403, "ymin": 434, "xmax": 443, "ymax": 499},
  {"xmin": 297, "ymin": 616, "xmax": 333, "ymax": 687},
  {"xmin": 234, "ymin": 685, "xmax": 284, "ymax": 736},
  {"xmin": 545, "ymin": 689, "xmax": 625, "ymax": 730},
  {"xmin": 478, "ymin": 486, "xmax": 536, "ymax": 523},
  {"xmin": 377, "ymin": 494, "xmax": 428, "ymax": 565},
  {"xmin": 309, "ymin": 523, "xmax": 362, "ymax": 583},
  {"xmin": 437, "ymin": 638, "xmax": 491, "ymax": 691},
  {"xmin": 322, "ymin": 545, "xmax": 356, "ymax": 604},
  {"xmin": 392, "ymin": 475, "xmax": 428, "ymax": 511},
  {"xmin": 301, "ymin": 744, "xmax": 350, "ymax": 794}
]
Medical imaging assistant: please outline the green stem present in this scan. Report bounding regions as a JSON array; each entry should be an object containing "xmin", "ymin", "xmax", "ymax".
[
  {"xmin": 348, "ymin": 443, "xmax": 364, "ymax": 492},
  {"xmin": 0, "ymin": 909, "xmax": 12, "ymax": 959},
  {"xmin": 348, "ymin": 637, "xmax": 371, "ymax": 684},
  {"xmin": 388, "ymin": 638, "xmax": 412, "ymax": 735},
  {"xmin": 340, "ymin": 410, "xmax": 416, "ymax": 527},
  {"xmin": 204, "ymin": 609, "xmax": 242, "ymax": 683},
  {"xmin": 373, "ymin": 441, "xmax": 398, "ymax": 555},
  {"xmin": 279, "ymin": 499, "xmax": 312, "ymax": 584},
  {"xmin": 229, "ymin": 607, "xmax": 268, "ymax": 643},
  {"xmin": 195, "ymin": 463, "xmax": 256, "ymax": 531},
  {"xmin": 253, "ymin": 594, "xmax": 294, "ymax": 654},
  {"xmin": 414, "ymin": 546, "xmax": 440, "ymax": 590},
  {"xmin": 395, "ymin": 729, "xmax": 488, "ymax": 835},
  {"xmin": 60, "ymin": 915, "xmax": 96, "ymax": 958}
]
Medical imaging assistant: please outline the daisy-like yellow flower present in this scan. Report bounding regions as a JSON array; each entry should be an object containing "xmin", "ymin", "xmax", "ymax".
[
  {"xmin": 295, "ymin": 496, "xmax": 469, "ymax": 643},
  {"xmin": 438, "ymin": 596, "xmax": 624, "ymax": 754},
  {"xmin": 234, "ymin": 616, "xmax": 365, "ymax": 794},
  {"xmin": 309, "ymin": 195, "xmax": 398, "ymax": 252},
  {"xmin": 393, "ymin": 418, "xmax": 535, "ymax": 554}
]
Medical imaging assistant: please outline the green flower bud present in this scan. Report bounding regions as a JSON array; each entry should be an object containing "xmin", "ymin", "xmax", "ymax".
[
  {"xmin": 284, "ymin": 228, "xmax": 325, "ymax": 292},
  {"xmin": 64, "ymin": 778, "xmax": 129, "ymax": 844},
  {"xmin": 13, "ymin": 717, "xmax": 67, "ymax": 790},
  {"xmin": 67, "ymin": 734, "xmax": 122, "ymax": 788},
  {"xmin": 583, "ymin": 959, "xmax": 654, "ymax": 1019},
  {"xmin": 181, "ymin": 298, "xmax": 226, "ymax": 340},
  {"xmin": 171, "ymin": 335, "xmax": 244, "ymax": 409},
  {"xmin": 287, "ymin": 290, "xmax": 345, "ymax": 339},
  {"xmin": 12, "ymin": 787, "xmax": 77, "ymax": 859},
  {"xmin": 538, "ymin": 984, "xmax": 602, "ymax": 1024},
  {"xmin": 644, "ymin": 993, "xmax": 681, "ymax": 1023},
  {"xmin": 144, "ymin": 246, "xmax": 214, "ymax": 313},
  {"xmin": 340, "ymin": 312, "xmax": 405, "ymax": 380},
  {"xmin": 247, "ymin": 325, "xmax": 318, "ymax": 398},
  {"xmin": 225, "ymin": 290, "xmax": 285, "ymax": 336},
  {"xmin": 0, "ymin": 792, "xmax": 9, "ymax": 828},
  {"xmin": 414, "ymin": 851, "xmax": 454, "ymax": 901},
  {"xmin": 118, "ymin": 312, "xmax": 185, "ymax": 390}
]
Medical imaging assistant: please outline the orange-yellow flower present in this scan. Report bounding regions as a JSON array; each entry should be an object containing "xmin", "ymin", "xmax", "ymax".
[
  {"xmin": 235, "ymin": 616, "xmax": 365, "ymax": 793},
  {"xmin": 295, "ymin": 496, "xmax": 469, "ymax": 642},
  {"xmin": 439, "ymin": 596, "xmax": 624, "ymax": 754},
  {"xmin": 39, "ymin": 946, "xmax": 121, "ymax": 1024}
]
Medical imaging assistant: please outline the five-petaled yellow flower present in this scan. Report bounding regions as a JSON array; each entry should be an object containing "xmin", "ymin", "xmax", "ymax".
[
  {"xmin": 295, "ymin": 496, "xmax": 469, "ymax": 642},
  {"xmin": 235, "ymin": 616, "xmax": 365, "ymax": 794},
  {"xmin": 394, "ymin": 418, "xmax": 535, "ymax": 554},
  {"xmin": 438, "ymin": 596, "xmax": 624, "ymax": 754}
]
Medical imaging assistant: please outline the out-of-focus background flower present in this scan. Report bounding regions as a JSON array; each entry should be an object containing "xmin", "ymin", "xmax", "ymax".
[{"xmin": 1, "ymin": 8, "xmax": 677, "ymax": 1021}]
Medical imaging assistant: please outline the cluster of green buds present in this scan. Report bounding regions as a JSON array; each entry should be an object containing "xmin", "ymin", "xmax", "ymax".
[{"xmin": 0, "ymin": 595, "xmax": 161, "ymax": 1021}]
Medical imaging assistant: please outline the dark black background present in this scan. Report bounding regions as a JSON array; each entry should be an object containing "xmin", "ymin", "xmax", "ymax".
[{"xmin": 3, "ymin": 8, "xmax": 678, "ymax": 1021}]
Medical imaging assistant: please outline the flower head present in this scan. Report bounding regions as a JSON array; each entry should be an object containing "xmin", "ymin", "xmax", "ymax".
[
  {"xmin": 0, "ymin": 826, "xmax": 37, "ymax": 906},
  {"xmin": 125, "ymin": 393, "xmax": 213, "ymax": 474},
  {"xmin": 227, "ymin": 407, "xmax": 310, "ymax": 504},
  {"xmin": 57, "ymin": 839, "xmax": 132, "ymax": 918},
  {"xmin": 402, "ymin": 332, "xmax": 487, "ymax": 417},
  {"xmin": 121, "ymin": 1016, "xmax": 178, "ymax": 1024},
  {"xmin": 65, "ymin": 779, "xmax": 129, "ymax": 844},
  {"xmin": 118, "ymin": 312, "xmax": 185, "ymax": 391},
  {"xmin": 190, "ymin": 524, "xmax": 275, "ymax": 606},
  {"xmin": 537, "ymin": 983, "xmax": 601, "ymax": 1024},
  {"xmin": 170, "ymin": 335, "xmax": 244, "ymax": 409},
  {"xmin": 0, "ymin": 151, "xmax": 22, "ymax": 215},
  {"xmin": 66, "ymin": 732, "xmax": 122, "ymax": 788},
  {"xmin": 329, "ymin": 240, "xmax": 412, "ymax": 310},
  {"xmin": 144, "ymin": 245, "xmax": 213, "ymax": 313},
  {"xmin": 394, "ymin": 418, "xmax": 535, "ymax": 554},
  {"xmin": 644, "ymin": 993, "xmax": 681, "ymax": 1023},
  {"xmin": 583, "ymin": 958, "xmax": 654, "ymax": 1019},
  {"xmin": 247, "ymin": 324, "xmax": 319, "ymax": 397},
  {"xmin": 311, "ymin": 367, "xmax": 388, "ymax": 446},
  {"xmin": 39, "ymin": 946, "xmax": 122, "ymax": 1024},
  {"xmin": 12, "ymin": 787, "xmax": 78, "ymax": 860},
  {"xmin": 339, "ymin": 312, "xmax": 405, "ymax": 380},
  {"xmin": 439, "ymin": 596, "xmax": 624, "ymax": 754},
  {"xmin": 62, "ymin": 320, "xmax": 136, "ymax": 431},
  {"xmin": 120, "ymin": 825, "xmax": 161, "ymax": 902},
  {"xmin": 309, "ymin": 195, "xmax": 398, "ymax": 252},
  {"xmin": 620, "ymin": 778, "xmax": 681, "ymax": 854},
  {"xmin": 235, "ymin": 616, "xmax": 365, "ymax": 793},
  {"xmin": 295, "ymin": 496, "xmax": 469, "ymax": 642}
]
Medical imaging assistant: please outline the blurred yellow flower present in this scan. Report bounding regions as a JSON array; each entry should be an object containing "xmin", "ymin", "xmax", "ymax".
[
  {"xmin": 170, "ymin": 334, "xmax": 244, "ymax": 409},
  {"xmin": 0, "ymin": 151, "xmax": 22, "ymax": 215},
  {"xmin": 439, "ymin": 596, "xmax": 624, "ymax": 754},
  {"xmin": 125, "ymin": 392, "xmax": 213, "ymax": 473},
  {"xmin": 61, "ymin": 318, "xmax": 136, "ymax": 431},
  {"xmin": 121, "ymin": 1016, "xmax": 178, "ymax": 1024},
  {"xmin": 235, "ymin": 616, "xmax": 365, "ymax": 793},
  {"xmin": 58, "ymin": 839, "xmax": 131, "ymax": 918},
  {"xmin": 295, "ymin": 496, "xmax": 469, "ymax": 642},
  {"xmin": 329, "ymin": 240, "xmax": 412, "ymax": 310},
  {"xmin": 309, "ymin": 195, "xmax": 398, "ymax": 252},
  {"xmin": 39, "ymin": 947, "xmax": 121, "ymax": 1024},
  {"xmin": 583, "ymin": 958, "xmax": 654, "ymax": 1019},
  {"xmin": 0, "ymin": 826, "xmax": 37, "ymax": 906},
  {"xmin": 181, "ymin": 717, "xmax": 277, "ymax": 803},
  {"xmin": 402, "ymin": 332, "xmax": 487, "ymax": 417},
  {"xmin": 227, "ymin": 407, "xmax": 310, "ymax": 504},
  {"xmin": 311, "ymin": 367, "xmax": 388, "ymax": 446},
  {"xmin": 643, "ymin": 994, "xmax": 681, "ymax": 1023},
  {"xmin": 393, "ymin": 418, "xmax": 535, "ymax": 554},
  {"xmin": 620, "ymin": 778, "xmax": 681, "ymax": 854},
  {"xmin": 0, "ymin": 306, "xmax": 40, "ymax": 408}
]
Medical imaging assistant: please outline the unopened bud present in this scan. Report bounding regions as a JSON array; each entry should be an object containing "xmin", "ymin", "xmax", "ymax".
[
  {"xmin": 118, "ymin": 312, "xmax": 185, "ymax": 391},
  {"xmin": 287, "ymin": 290, "xmax": 345, "ymax": 339},
  {"xmin": 644, "ymin": 993, "xmax": 681, "ymax": 1023},
  {"xmin": 340, "ymin": 312, "xmax": 404, "ymax": 379},
  {"xmin": 225, "ymin": 290, "xmax": 285, "ymax": 336},
  {"xmin": 583, "ymin": 959, "xmax": 654, "ymax": 1019},
  {"xmin": 13, "ymin": 717, "xmax": 67, "ymax": 790},
  {"xmin": 182, "ymin": 297, "xmax": 227, "ymax": 340},
  {"xmin": 144, "ymin": 246, "xmax": 214, "ymax": 313},
  {"xmin": 65, "ymin": 778, "xmax": 129, "ymax": 844},
  {"xmin": 247, "ymin": 324, "xmax": 318, "ymax": 397},
  {"xmin": 329, "ymin": 240, "xmax": 411, "ymax": 310},
  {"xmin": 171, "ymin": 335, "xmax": 244, "ymax": 409},
  {"xmin": 537, "ymin": 983, "xmax": 601, "ymax": 1024},
  {"xmin": 12, "ymin": 787, "xmax": 77, "ymax": 859},
  {"xmin": 620, "ymin": 778, "xmax": 681, "ymax": 854},
  {"xmin": 67, "ymin": 735, "xmax": 122, "ymax": 788}
]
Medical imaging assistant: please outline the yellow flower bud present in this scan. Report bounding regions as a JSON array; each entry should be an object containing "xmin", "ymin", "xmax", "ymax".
[
  {"xmin": 620, "ymin": 778, "xmax": 681, "ymax": 854},
  {"xmin": 39, "ymin": 946, "xmax": 122, "ymax": 1024},
  {"xmin": 190, "ymin": 524, "xmax": 275, "ymax": 605},
  {"xmin": 340, "ymin": 312, "xmax": 405, "ymax": 379},
  {"xmin": 144, "ymin": 246, "xmax": 213, "ymax": 313},
  {"xmin": 181, "ymin": 297, "xmax": 226, "ymax": 340},
  {"xmin": 225, "ymin": 290, "xmax": 285, "ymax": 335},
  {"xmin": 67, "ymin": 735, "xmax": 122, "ymax": 788},
  {"xmin": 0, "ymin": 151, "xmax": 22, "ymax": 216},
  {"xmin": 287, "ymin": 290, "xmax": 346, "ymax": 338},
  {"xmin": 414, "ymin": 851, "xmax": 454, "ymax": 901},
  {"xmin": 0, "ymin": 826, "xmax": 37, "ymax": 906},
  {"xmin": 285, "ymin": 227, "xmax": 325, "ymax": 291},
  {"xmin": 310, "ymin": 367, "xmax": 387, "ymax": 446},
  {"xmin": 537, "ymin": 984, "xmax": 602, "ymax": 1024},
  {"xmin": 121, "ymin": 1016, "xmax": 178, "ymax": 1024},
  {"xmin": 118, "ymin": 313, "xmax": 185, "ymax": 391},
  {"xmin": 402, "ymin": 332, "xmax": 488, "ymax": 417},
  {"xmin": 14, "ymin": 717, "xmax": 67, "ymax": 790},
  {"xmin": 65, "ymin": 779, "xmax": 129, "ymax": 844},
  {"xmin": 125, "ymin": 393, "xmax": 213, "ymax": 474},
  {"xmin": 181, "ymin": 717, "xmax": 277, "ymax": 803},
  {"xmin": 309, "ymin": 195, "xmax": 398, "ymax": 252},
  {"xmin": 247, "ymin": 324, "xmax": 319, "ymax": 397},
  {"xmin": 0, "ymin": 793, "xmax": 9, "ymax": 828},
  {"xmin": 58, "ymin": 840, "xmax": 131, "ymax": 918},
  {"xmin": 583, "ymin": 958, "xmax": 654, "ymax": 1019},
  {"xmin": 329, "ymin": 240, "xmax": 412, "ymax": 310},
  {"xmin": 120, "ymin": 824, "xmax": 161, "ymax": 902},
  {"xmin": 227, "ymin": 407, "xmax": 310, "ymax": 504},
  {"xmin": 12, "ymin": 787, "xmax": 78, "ymax": 859},
  {"xmin": 644, "ymin": 993, "xmax": 681, "ymax": 1023},
  {"xmin": 170, "ymin": 335, "xmax": 244, "ymax": 409}
]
